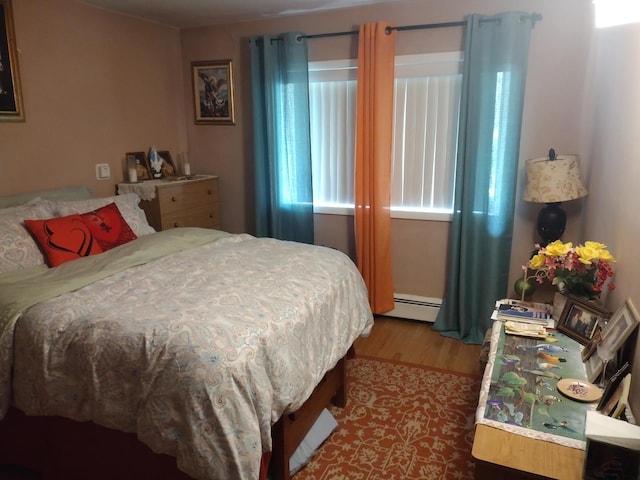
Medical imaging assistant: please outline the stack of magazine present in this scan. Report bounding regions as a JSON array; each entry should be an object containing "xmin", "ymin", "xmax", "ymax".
[{"xmin": 492, "ymin": 298, "xmax": 554, "ymax": 338}]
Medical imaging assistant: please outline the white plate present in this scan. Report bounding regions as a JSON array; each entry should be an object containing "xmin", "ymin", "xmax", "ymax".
[{"xmin": 557, "ymin": 378, "xmax": 602, "ymax": 402}]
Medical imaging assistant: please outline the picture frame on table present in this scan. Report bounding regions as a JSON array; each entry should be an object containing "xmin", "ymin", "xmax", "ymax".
[
  {"xmin": 125, "ymin": 152, "xmax": 151, "ymax": 181},
  {"xmin": 147, "ymin": 149, "xmax": 178, "ymax": 179},
  {"xmin": 599, "ymin": 373, "xmax": 631, "ymax": 419},
  {"xmin": 0, "ymin": 0, "xmax": 24, "ymax": 121},
  {"xmin": 581, "ymin": 329, "xmax": 601, "ymax": 362},
  {"xmin": 597, "ymin": 361, "xmax": 630, "ymax": 412},
  {"xmin": 586, "ymin": 298, "xmax": 640, "ymax": 383},
  {"xmin": 157, "ymin": 151, "xmax": 177, "ymax": 177},
  {"xmin": 191, "ymin": 59, "xmax": 235, "ymax": 125},
  {"xmin": 557, "ymin": 295, "xmax": 610, "ymax": 346}
]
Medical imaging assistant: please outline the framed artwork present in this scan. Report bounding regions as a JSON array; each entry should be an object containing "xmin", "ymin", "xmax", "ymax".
[
  {"xmin": 148, "ymin": 149, "xmax": 178, "ymax": 179},
  {"xmin": 581, "ymin": 329, "xmax": 601, "ymax": 362},
  {"xmin": 126, "ymin": 152, "xmax": 151, "ymax": 181},
  {"xmin": 0, "ymin": 0, "xmax": 24, "ymax": 121},
  {"xmin": 157, "ymin": 151, "xmax": 177, "ymax": 177},
  {"xmin": 191, "ymin": 59, "xmax": 235, "ymax": 125},
  {"xmin": 597, "ymin": 361, "xmax": 630, "ymax": 412},
  {"xmin": 557, "ymin": 295, "xmax": 610, "ymax": 345},
  {"xmin": 586, "ymin": 298, "xmax": 640, "ymax": 383}
]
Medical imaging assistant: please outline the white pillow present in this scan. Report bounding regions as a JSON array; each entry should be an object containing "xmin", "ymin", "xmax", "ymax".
[
  {"xmin": 0, "ymin": 199, "xmax": 56, "ymax": 273},
  {"xmin": 53, "ymin": 193, "xmax": 156, "ymax": 237}
]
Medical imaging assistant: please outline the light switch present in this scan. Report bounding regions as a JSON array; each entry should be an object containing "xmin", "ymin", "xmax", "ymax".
[{"xmin": 95, "ymin": 163, "xmax": 111, "ymax": 180}]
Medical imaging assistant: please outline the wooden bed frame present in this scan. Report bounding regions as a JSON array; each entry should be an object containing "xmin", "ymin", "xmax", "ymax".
[{"xmin": 0, "ymin": 349, "xmax": 351, "ymax": 480}]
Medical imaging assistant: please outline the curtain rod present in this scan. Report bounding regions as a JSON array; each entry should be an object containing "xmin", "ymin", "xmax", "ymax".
[
  {"xmin": 298, "ymin": 13, "xmax": 542, "ymax": 40},
  {"xmin": 299, "ymin": 20, "xmax": 463, "ymax": 40}
]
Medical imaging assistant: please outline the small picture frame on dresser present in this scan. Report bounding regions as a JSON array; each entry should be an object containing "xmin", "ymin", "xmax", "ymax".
[
  {"xmin": 148, "ymin": 149, "xmax": 178, "ymax": 179},
  {"xmin": 126, "ymin": 152, "xmax": 151, "ymax": 181},
  {"xmin": 157, "ymin": 151, "xmax": 178, "ymax": 178}
]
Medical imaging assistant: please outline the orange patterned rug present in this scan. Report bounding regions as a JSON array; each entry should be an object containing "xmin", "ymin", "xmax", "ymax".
[{"xmin": 295, "ymin": 356, "xmax": 482, "ymax": 480}]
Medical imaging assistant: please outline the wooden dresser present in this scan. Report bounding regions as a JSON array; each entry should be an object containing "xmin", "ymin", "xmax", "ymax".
[{"xmin": 124, "ymin": 176, "xmax": 220, "ymax": 231}]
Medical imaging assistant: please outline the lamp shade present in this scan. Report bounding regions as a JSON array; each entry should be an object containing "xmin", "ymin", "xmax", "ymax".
[{"xmin": 523, "ymin": 154, "xmax": 588, "ymax": 203}]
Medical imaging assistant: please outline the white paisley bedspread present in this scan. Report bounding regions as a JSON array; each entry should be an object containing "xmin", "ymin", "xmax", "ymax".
[{"xmin": 0, "ymin": 228, "xmax": 373, "ymax": 480}]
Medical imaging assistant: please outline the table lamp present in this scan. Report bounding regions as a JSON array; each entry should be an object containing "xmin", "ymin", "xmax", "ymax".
[{"xmin": 523, "ymin": 148, "xmax": 588, "ymax": 245}]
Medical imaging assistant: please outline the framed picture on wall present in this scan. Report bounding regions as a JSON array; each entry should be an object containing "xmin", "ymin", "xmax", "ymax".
[
  {"xmin": 0, "ymin": 0, "xmax": 24, "ymax": 121},
  {"xmin": 191, "ymin": 59, "xmax": 235, "ymax": 125}
]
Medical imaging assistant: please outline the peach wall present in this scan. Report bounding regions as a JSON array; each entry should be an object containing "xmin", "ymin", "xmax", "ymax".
[
  {"xmin": 582, "ymin": 22, "xmax": 640, "ymax": 418},
  {"xmin": 0, "ymin": 0, "xmax": 599, "ymax": 301},
  {"xmin": 0, "ymin": 0, "xmax": 187, "ymax": 198},
  {"xmin": 180, "ymin": 0, "xmax": 593, "ymax": 298}
]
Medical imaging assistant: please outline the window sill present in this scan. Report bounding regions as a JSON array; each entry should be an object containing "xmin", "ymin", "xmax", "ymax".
[{"xmin": 313, "ymin": 205, "xmax": 452, "ymax": 222}]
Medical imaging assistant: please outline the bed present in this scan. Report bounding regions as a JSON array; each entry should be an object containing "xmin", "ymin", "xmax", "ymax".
[{"xmin": 0, "ymin": 188, "xmax": 374, "ymax": 480}]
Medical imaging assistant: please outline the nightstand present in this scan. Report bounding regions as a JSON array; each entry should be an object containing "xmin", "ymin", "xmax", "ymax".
[{"xmin": 118, "ymin": 175, "xmax": 220, "ymax": 231}]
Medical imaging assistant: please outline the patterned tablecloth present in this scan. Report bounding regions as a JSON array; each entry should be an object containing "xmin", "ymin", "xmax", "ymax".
[{"xmin": 476, "ymin": 321, "xmax": 596, "ymax": 450}]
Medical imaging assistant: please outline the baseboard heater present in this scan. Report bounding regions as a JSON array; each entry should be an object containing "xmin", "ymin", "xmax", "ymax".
[{"xmin": 386, "ymin": 293, "xmax": 442, "ymax": 323}]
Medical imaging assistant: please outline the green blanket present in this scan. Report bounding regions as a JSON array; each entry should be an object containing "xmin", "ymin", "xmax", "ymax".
[{"xmin": 0, "ymin": 227, "xmax": 230, "ymax": 416}]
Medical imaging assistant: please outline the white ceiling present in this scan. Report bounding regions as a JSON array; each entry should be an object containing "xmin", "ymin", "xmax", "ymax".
[{"xmin": 78, "ymin": 0, "xmax": 401, "ymax": 29}]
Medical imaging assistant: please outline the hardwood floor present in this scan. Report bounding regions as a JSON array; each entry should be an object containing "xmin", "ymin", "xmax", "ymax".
[{"xmin": 354, "ymin": 315, "xmax": 485, "ymax": 376}]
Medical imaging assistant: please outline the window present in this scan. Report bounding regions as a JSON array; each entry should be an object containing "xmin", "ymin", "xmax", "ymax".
[
  {"xmin": 594, "ymin": 0, "xmax": 640, "ymax": 28},
  {"xmin": 309, "ymin": 52, "xmax": 463, "ymax": 221}
]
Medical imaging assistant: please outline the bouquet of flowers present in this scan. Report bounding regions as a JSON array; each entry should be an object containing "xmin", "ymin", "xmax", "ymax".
[{"xmin": 524, "ymin": 240, "xmax": 616, "ymax": 299}]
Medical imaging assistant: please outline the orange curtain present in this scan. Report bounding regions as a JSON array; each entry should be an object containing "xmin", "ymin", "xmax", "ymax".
[{"xmin": 354, "ymin": 22, "xmax": 396, "ymax": 314}]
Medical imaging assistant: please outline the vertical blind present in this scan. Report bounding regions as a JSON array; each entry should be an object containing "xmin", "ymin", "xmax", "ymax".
[{"xmin": 309, "ymin": 52, "xmax": 462, "ymax": 214}]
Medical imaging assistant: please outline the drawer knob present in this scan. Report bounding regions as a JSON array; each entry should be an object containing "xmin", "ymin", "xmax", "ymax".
[
  {"xmin": 171, "ymin": 196, "xmax": 177, "ymax": 202},
  {"xmin": 174, "ymin": 222, "xmax": 179, "ymax": 228},
  {"xmin": 207, "ymin": 189, "xmax": 212, "ymax": 195}
]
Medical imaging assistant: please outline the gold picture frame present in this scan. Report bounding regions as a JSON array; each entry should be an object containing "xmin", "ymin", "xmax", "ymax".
[
  {"xmin": 0, "ymin": 0, "xmax": 24, "ymax": 121},
  {"xmin": 191, "ymin": 59, "xmax": 235, "ymax": 125}
]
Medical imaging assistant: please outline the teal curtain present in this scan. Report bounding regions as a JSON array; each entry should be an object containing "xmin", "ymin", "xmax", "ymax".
[
  {"xmin": 250, "ymin": 32, "xmax": 314, "ymax": 243},
  {"xmin": 434, "ymin": 12, "xmax": 538, "ymax": 344}
]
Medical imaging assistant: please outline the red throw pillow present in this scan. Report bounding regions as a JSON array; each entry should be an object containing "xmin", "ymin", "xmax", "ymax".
[
  {"xmin": 24, "ymin": 203, "xmax": 138, "ymax": 267},
  {"xmin": 24, "ymin": 215, "xmax": 104, "ymax": 267},
  {"xmin": 79, "ymin": 203, "xmax": 137, "ymax": 251}
]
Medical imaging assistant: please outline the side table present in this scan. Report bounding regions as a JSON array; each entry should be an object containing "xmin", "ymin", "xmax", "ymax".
[{"xmin": 472, "ymin": 321, "xmax": 589, "ymax": 479}]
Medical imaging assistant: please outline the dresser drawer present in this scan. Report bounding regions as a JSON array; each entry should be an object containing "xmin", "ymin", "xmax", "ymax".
[{"xmin": 138, "ymin": 176, "xmax": 220, "ymax": 231}]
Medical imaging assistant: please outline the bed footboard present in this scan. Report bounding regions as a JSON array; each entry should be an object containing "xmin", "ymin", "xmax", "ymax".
[
  {"xmin": 0, "ymin": 348, "xmax": 353, "ymax": 480},
  {"xmin": 269, "ymin": 347, "xmax": 351, "ymax": 480}
]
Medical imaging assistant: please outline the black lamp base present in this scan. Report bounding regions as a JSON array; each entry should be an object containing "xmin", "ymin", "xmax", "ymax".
[{"xmin": 536, "ymin": 202, "xmax": 566, "ymax": 246}]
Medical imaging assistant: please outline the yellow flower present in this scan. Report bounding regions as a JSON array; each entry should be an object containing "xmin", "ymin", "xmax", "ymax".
[
  {"xmin": 575, "ymin": 245, "xmax": 599, "ymax": 265},
  {"xmin": 584, "ymin": 241, "xmax": 606, "ymax": 250},
  {"xmin": 528, "ymin": 253, "xmax": 546, "ymax": 270},
  {"xmin": 544, "ymin": 240, "xmax": 573, "ymax": 257},
  {"xmin": 598, "ymin": 249, "xmax": 616, "ymax": 263}
]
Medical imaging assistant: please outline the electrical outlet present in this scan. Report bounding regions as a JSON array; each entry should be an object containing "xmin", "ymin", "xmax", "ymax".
[{"xmin": 95, "ymin": 163, "xmax": 111, "ymax": 180}]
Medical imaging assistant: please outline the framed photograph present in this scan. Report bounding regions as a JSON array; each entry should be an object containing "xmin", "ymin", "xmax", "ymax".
[
  {"xmin": 586, "ymin": 298, "xmax": 640, "ymax": 383},
  {"xmin": 157, "ymin": 151, "xmax": 177, "ymax": 177},
  {"xmin": 148, "ymin": 149, "xmax": 178, "ymax": 179},
  {"xmin": 192, "ymin": 59, "xmax": 235, "ymax": 125},
  {"xmin": 600, "ymin": 373, "xmax": 631, "ymax": 418},
  {"xmin": 126, "ymin": 152, "xmax": 151, "ymax": 181},
  {"xmin": 557, "ymin": 295, "xmax": 611, "ymax": 345},
  {"xmin": 0, "ymin": 0, "xmax": 24, "ymax": 121},
  {"xmin": 581, "ymin": 329, "xmax": 601, "ymax": 362},
  {"xmin": 597, "ymin": 361, "xmax": 630, "ymax": 411}
]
